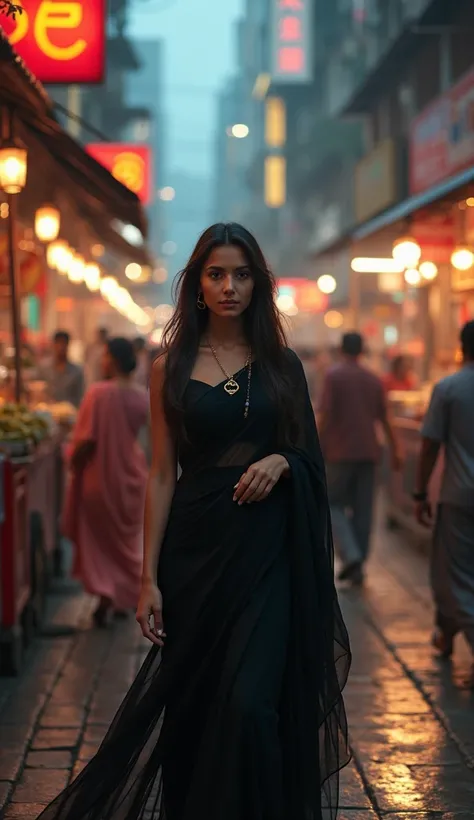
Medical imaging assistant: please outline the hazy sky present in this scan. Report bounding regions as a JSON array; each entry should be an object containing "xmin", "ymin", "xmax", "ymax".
[{"xmin": 130, "ymin": 0, "xmax": 243, "ymax": 179}]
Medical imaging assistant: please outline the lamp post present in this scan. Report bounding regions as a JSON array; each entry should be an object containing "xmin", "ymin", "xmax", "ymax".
[{"xmin": 0, "ymin": 107, "xmax": 27, "ymax": 403}]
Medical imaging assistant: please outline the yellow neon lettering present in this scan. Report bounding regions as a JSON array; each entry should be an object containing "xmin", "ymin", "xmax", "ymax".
[
  {"xmin": 8, "ymin": 1, "xmax": 29, "ymax": 45},
  {"xmin": 35, "ymin": 1, "xmax": 87, "ymax": 61}
]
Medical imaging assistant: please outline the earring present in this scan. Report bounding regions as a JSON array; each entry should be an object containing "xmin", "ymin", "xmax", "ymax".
[{"xmin": 197, "ymin": 292, "xmax": 206, "ymax": 310}]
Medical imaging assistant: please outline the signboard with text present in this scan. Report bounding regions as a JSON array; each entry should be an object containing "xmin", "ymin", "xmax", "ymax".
[
  {"xmin": 86, "ymin": 144, "xmax": 152, "ymax": 205},
  {"xmin": 0, "ymin": 0, "xmax": 106, "ymax": 84},
  {"xmin": 409, "ymin": 67, "xmax": 474, "ymax": 194},
  {"xmin": 271, "ymin": 0, "xmax": 313, "ymax": 84}
]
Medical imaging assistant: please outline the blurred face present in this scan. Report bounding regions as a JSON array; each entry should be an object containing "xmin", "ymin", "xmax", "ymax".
[
  {"xmin": 53, "ymin": 337, "xmax": 68, "ymax": 362},
  {"xmin": 200, "ymin": 244, "xmax": 254, "ymax": 319}
]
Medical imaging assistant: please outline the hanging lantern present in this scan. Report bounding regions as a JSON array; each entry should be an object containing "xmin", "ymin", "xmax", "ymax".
[
  {"xmin": 392, "ymin": 236, "xmax": 421, "ymax": 268},
  {"xmin": 0, "ymin": 137, "xmax": 28, "ymax": 194},
  {"xmin": 84, "ymin": 262, "xmax": 101, "ymax": 292},
  {"xmin": 35, "ymin": 204, "xmax": 60, "ymax": 242},
  {"xmin": 68, "ymin": 254, "xmax": 85, "ymax": 283},
  {"xmin": 451, "ymin": 245, "xmax": 474, "ymax": 271}
]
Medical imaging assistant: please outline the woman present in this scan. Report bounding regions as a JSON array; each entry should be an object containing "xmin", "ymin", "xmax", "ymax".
[
  {"xmin": 383, "ymin": 354, "xmax": 416, "ymax": 392},
  {"xmin": 62, "ymin": 337, "xmax": 148, "ymax": 626},
  {"xmin": 38, "ymin": 224, "xmax": 351, "ymax": 820}
]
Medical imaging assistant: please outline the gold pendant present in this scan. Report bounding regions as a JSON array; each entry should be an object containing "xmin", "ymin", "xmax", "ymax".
[{"xmin": 224, "ymin": 378, "xmax": 240, "ymax": 396}]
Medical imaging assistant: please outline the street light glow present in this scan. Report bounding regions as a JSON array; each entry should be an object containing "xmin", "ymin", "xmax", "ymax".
[
  {"xmin": 231, "ymin": 124, "xmax": 249, "ymax": 139},
  {"xmin": 317, "ymin": 274, "xmax": 337, "ymax": 295},
  {"xmin": 160, "ymin": 186, "xmax": 175, "ymax": 201}
]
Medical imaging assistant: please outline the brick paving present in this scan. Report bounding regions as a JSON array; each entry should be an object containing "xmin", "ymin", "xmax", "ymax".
[{"xmin": 1, "ymin": 514, "xmax": 474, "ymax": 819}]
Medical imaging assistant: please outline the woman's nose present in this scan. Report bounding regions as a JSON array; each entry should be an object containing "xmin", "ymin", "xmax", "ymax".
[{"xmin": 223, "ymin": 275, "xmax": 235, "ymax": 293}]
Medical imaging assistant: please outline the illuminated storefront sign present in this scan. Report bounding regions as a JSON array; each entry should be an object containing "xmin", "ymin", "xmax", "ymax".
[
  {"xmin": 410, "ymin": 67, "xmax": 474, "ymax": 194},
  {"xmin": 277, "ymin": 278, "xmax": 328, "ymax": 313},
  {"xmin": 0, "ymin": 0, "xmax": 106, "ymax": 84},
  {"xmin": 271, "ymin": 0, "xmax": 313, "ymax": 84},
  {"xmin": 87, "ymin": 144, "xmax": 152, "ymax": 206}
]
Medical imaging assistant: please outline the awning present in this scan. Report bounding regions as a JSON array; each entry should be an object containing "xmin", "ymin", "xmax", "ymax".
[
  {"xmin": 0, "ymin": 30, "xmax": 148, "ymax": 238},
  {"xmin": 353, "ymin": 165, "xmax": 474, "ymax": 240}
]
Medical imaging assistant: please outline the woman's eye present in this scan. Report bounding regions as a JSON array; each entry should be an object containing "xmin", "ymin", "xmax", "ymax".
[
  {"xmin": 237, "ymin": 270, "xmax": 250, "ymax": 280},
  {"xmin": 209, "ymin": 271, "xmax": 221, "ymax": 280}
]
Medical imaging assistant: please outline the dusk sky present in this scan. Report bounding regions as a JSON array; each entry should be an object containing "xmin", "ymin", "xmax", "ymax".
[{"xmin": 130, "ymin": 0, "xmax": 243, "ymax": 178}]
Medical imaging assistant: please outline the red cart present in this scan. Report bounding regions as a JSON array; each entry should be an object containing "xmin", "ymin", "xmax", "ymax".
[{"xmin": 0, "ymin": 439, "xmax": 64, "ymax": 674}]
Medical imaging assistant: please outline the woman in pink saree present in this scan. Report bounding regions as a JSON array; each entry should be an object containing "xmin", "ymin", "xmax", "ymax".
[{"xmin": 63, "ymin": 337, "xmax": 149, "ymax": 626}]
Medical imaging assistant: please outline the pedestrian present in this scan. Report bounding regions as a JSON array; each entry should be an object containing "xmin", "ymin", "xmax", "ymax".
[
  {"xmin": 133, "ymin": 335, "xmax": 150, "ymax": 390},
  {"xmin": 383, "ymin": 354, "xmax": 417, "ymax": 393},
  {"xmin": 37, "ymin": 223, "xmax": 351, "ymax": 820},
  {"xmin": 41, "ymin": 330, "xmax": 84, "ymax": 408},
  {"xmin": 84, "ymin": 326, "xmax": 108, "ymax": 386},
  {"xmin": 61, "ymin": 337, "xmax": 148, "ymax": 627},
  {"xmin": 319, "ymin": 331, "xmax": 401, "ymax": 585},
  {"xmin": 414, "ymin": 319, "xmax": 474, "ymax": 663}
]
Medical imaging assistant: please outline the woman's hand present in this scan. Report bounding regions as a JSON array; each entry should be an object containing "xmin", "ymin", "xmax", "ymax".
[
  {"xmin": 136, "ymin": 581, "xmax": 166, "ymax": 646},
  {"xmin": 233, "ymin": 454, "xmax": 289, "ymax": 505}
]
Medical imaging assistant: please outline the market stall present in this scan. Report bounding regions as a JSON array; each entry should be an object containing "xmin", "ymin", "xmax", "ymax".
[{"xmin": 0, "ymin": 30, "xmax": 150, "ymax": 674}]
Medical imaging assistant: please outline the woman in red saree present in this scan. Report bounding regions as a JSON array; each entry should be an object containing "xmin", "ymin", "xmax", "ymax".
[{"xmin": 63, "ymin": 337, "xmax": 148, "ymax": 625}]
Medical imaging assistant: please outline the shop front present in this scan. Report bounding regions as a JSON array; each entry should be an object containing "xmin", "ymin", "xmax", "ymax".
[
  {"xmin": 350, "ymin": 65, "xmax": 474, "ymax": 535},
  {"xmin": 0, "ymin": 31, "xmax": 151, "ymax": 674}
]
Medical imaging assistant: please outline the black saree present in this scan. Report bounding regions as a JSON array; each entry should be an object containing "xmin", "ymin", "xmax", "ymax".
[{"xmin": 36, "ymin": 350, "xmax": 351, "ymax": 820}]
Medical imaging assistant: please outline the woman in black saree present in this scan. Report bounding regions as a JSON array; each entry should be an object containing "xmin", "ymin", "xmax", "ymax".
[{"xmin": 37, "ymin": 223, "xmax": 351, "ymax": 820}]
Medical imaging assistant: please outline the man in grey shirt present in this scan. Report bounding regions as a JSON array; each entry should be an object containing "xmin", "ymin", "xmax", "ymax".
[
  {"xmin": 415, "ymin": 320, "xmax": 474, "ymax": 664},
  {"xmin": 42, "ymin": 330, "xmax": 85, "ymax": 409}
]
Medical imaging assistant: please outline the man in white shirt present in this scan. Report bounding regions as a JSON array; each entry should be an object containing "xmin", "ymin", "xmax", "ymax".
[{"xmin": 415, "ymin": 320, "xmax": 474, "ymax": 664}]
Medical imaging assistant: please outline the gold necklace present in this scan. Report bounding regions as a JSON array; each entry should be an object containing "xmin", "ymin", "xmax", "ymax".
[{"xmin": 207, "ymin": 340, "xmax": 252, "ymax": 411}]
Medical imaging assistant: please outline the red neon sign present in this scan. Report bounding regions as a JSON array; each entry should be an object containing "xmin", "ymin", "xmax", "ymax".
[
  {"xmin": 0, "ymin": 0, "xmax": 106, "ymax": 84},
  {"xmin": 87, "ymin": 144, "xmax": 152, "ymax": 206},
  {"xmin": 272, "ymin": 0, "xmax": 312, "ymax": 83}
]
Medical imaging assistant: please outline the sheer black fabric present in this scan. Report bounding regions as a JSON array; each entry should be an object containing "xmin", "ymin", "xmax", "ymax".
[{"xmin": 37, "ymin": 350, "xmax": 351, "ymax": 820}]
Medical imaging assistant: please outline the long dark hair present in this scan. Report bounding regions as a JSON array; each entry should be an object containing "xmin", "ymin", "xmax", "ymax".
[{"xmin": 161, "ymin": 222, "xmax": 297, "ymax": 444}]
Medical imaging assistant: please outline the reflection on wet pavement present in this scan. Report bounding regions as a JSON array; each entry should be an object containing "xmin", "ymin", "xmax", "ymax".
[{"xmin": 337, "ymin": 514, "xmax": 474, "ymax": 818}]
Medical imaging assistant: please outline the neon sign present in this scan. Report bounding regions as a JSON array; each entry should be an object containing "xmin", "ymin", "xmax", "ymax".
[
  {"xmin": 1, "ymin": 0, "xmax": 106, "ymax": 84},
  {"xmin": 271, "ymin": 0, "xmax": 313, "ymax": 84}
]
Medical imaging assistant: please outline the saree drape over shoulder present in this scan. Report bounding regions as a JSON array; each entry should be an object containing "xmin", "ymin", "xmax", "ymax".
[{"xmin": 38, "ymin": 351, "xmax": 351, "ymax": 820}]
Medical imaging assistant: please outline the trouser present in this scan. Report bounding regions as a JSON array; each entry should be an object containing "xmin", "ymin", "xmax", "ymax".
[
  {"xmin": 432, "ymin": 504, "xmax": 474, "ymax": 654},
  {"xmin": 326, "ymin": 461, "xmax": 376, "ymax": 568}
]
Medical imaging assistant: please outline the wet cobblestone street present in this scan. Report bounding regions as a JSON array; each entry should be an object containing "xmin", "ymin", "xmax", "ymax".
[{"xmin": 1, "ymin": 516, "xmax": 473, "ymax": 820}]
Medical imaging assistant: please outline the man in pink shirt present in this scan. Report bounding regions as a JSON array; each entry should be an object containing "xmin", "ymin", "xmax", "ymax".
[{"xmin": 318, "ymin": 332, "xmax": 400, "ymax": 585}]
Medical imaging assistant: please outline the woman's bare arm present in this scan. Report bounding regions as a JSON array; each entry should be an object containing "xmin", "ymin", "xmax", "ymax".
[{"xmin": 141, "ymin": 356, "xmax": 177, "ymax": 588}]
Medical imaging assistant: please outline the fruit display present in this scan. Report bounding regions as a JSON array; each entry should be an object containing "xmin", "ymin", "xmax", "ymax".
[{"xmin": 0, "ymin": 402, "xmax": 50, "ymax": 446}]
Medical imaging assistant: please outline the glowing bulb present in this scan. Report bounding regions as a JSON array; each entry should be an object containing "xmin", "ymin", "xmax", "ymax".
[
  {"xmin": 125, "ymin": 262, "xmax": 142, "ymax": 281},
  {"xmin": 230, "ymin": 124, "xmax": 249, "ymax": 138},
  {"xmin": 68, "ymin": 254, "xmax": 85, "ymax": 283},
  {"xmin": 324, "ymin": 310, "xmax": 344, "ymax": 329},
  {"xmin": 451, "ymin": 246, "xmax": 474, "ymax": 271},
  {"xmin": 393, "ymin": 237, "xmax": 421, "ymax": 268},
  {"xmin": 100, "ymin": 276, "xmax": 119, "ymax": 298},
  {"xmin": 317, "ymin": 274, "xmax": 337, "ymax": 295},
  {"xmin": 47, "ymin": 240, "xmax": 71, "ymax": 273},
  {"xmin": 84, "ymin": 263, "xmax": 101, "ymax": 292},
  {"xmin": 404, "ymin": 268, "xmax": 421, "ymax": 286},
  {"xmin": 419, "ymin": 261, "xmax": 438, "ymax": 281}
]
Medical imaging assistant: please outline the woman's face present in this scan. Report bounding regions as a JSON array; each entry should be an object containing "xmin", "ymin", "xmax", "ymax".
[{"xmin": 200, "ymin": 244, "xmax": 254, "ymax": 319}]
